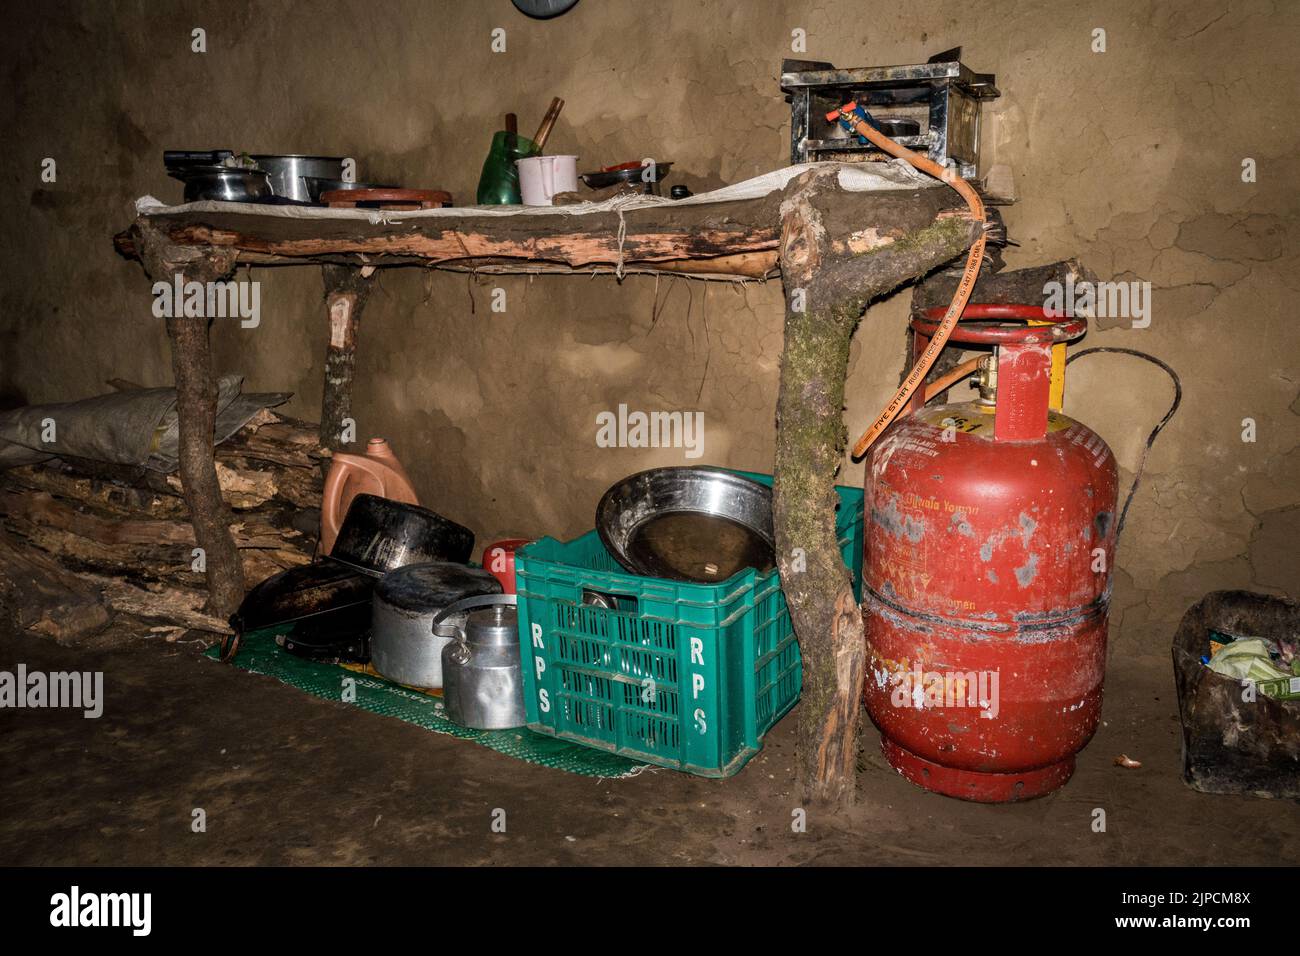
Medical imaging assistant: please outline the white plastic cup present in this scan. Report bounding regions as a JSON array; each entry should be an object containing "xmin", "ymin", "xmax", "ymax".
[{"xmin": 516, "ymin": 155, "xmax": 579, "ymax": 206}]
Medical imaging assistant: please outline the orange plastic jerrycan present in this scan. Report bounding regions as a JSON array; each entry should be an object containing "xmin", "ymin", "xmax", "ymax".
[{"xmin": 320, "ymin": 438, "xmax": 419, "ymax": 554}]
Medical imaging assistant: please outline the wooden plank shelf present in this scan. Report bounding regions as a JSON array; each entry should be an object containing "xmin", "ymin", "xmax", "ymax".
[{"xmin": 114, "ymin": 194, "xmax": 798, "ymax": 280}]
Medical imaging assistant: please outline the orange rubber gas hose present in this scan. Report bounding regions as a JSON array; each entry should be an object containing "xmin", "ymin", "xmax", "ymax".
[
  {"xmin": 922, "ymin": 357, "xmax": 980, "ymax": 403},
  {"xmin": 845, "ymin": 113, "xmax": 986, "ymax": 459}
]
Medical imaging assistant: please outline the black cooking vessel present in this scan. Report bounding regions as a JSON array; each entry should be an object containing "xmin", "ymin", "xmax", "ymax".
[
  {"xmin": 226, "ymin": 561, "xmax": 374, "ymax": 662},
  {"xmin": 230, "ymin": 561, "xmax": 375, "ymax": 635},
  {"xmin": 327, "ymin": 493, "xmax": 475, "ymax": 576}
]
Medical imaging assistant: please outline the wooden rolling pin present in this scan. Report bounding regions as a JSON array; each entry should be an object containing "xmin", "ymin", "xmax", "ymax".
[{"xmin": 532, "ymin": 97, "xmax": 564, "ymax": 151}]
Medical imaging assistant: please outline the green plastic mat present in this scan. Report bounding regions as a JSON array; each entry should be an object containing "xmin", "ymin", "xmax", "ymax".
[{"xmin": 206, "ymin": 627, "xmax": 646, "ymax": 778}]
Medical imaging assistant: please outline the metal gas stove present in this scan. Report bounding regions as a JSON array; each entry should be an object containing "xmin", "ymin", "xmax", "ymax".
[{"xmin": 780, "ymin": 47, "xmax": 999, "ymax": 180}]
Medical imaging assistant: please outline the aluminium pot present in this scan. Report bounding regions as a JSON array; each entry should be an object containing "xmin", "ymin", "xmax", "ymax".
[
  {"xmin": 250, "ymin": 155, "xmax": 346, "ymax": 202},
  {"xmin": 434, "ymin": 594, "xmax": 525, "ymax": 730},
  {"xmin": 370, "ymin": 562, "xmax": 502, "ymax": 690}
]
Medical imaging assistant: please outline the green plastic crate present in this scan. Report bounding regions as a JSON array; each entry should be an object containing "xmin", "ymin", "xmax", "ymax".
[{"xmin": 515, "ymin": 471, "xmax": 864, "ymax": 777}]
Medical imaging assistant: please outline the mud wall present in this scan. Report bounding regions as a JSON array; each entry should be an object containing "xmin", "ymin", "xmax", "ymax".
[{"xmin": 3, "ymin": 0, "xmax": 1296, "ymax": 647}]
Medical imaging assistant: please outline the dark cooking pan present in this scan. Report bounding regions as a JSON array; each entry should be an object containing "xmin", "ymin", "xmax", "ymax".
[
  {"xmin": 327, "ymin": 493, "xmax": 475, "ymax": 577},
  {"xmin": 224, "ymin": 560, "xmax": 375, "ymax": 662},
  {"xmin": 580, "ymin": 161, "xmax": 673, "ymax": 190},
  {"xmin": 230, "ymin": 561, "xmax": 374, "ymax": 634}
]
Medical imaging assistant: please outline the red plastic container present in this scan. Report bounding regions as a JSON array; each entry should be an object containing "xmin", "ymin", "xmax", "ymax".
[{"xmin": 481, "ymin": 538, "xmax": 532, "ymax": 594}]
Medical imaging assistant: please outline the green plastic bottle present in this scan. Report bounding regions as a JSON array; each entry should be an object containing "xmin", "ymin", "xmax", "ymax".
[{"xmin": 476, "ymin": 131, "xmax": 540, "ymax": 205}]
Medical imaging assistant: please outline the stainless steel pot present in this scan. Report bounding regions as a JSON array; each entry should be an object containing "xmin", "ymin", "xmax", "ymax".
[
  {"xmin": 370, "ymin": 562, "xmax": 501, "ymax": 689},
  {"xmin": 250, "ymin": 155, "xmax": 346, "ymax": 202},
  {"xmin": 168, "ymin": 165, "xmax": 272, "ymax": 202},
  {"xmin": 433, "ymin": 594, "xmax": 525, "ymax": 729}
]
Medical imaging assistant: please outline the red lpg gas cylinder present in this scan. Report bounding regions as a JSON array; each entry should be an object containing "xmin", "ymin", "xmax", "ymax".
[{"xmin": 862, "ymin": 305, "xmax": 1118, "ymax": 802}]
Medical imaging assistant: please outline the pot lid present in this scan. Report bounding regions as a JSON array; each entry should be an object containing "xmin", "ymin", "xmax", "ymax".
[
  {"xmin": 466, "ymin": 605, "xmax": 519, "ymax": 646},
  {"xmin": 374, "ymin": 562, "xmax": 501, "ymax": 614}
]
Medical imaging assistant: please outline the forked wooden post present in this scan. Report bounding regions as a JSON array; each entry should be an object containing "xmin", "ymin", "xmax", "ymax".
[{"xmin": 771, "ymin": 169, "xmax": 980, "ymax": 806}]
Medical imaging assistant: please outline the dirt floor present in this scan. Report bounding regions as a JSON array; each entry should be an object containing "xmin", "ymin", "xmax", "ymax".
[{"xmin": 1, "ymin": 619, "xmax": 1296, "ymax": 867}]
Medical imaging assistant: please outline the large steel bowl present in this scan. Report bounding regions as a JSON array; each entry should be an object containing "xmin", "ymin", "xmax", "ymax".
[{"xmin": 596, "ymin": 467, "xmax": 775, "ymax": 583}]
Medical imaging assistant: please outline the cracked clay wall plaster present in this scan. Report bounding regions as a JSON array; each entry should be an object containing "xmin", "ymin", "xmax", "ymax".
[{"xmin": 2, "ymin": 0, "xmax": 1296, "ymax": 647}]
